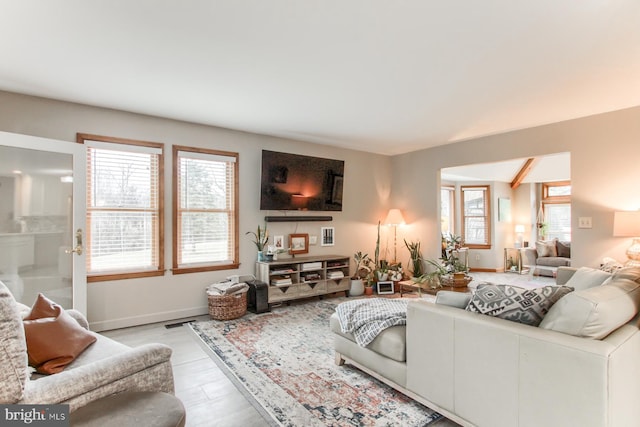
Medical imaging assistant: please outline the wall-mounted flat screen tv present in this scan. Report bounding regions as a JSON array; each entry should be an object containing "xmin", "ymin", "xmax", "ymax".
[{"xmin": 260, "ymin": 150, "xmax": 344, "ymax": 211}]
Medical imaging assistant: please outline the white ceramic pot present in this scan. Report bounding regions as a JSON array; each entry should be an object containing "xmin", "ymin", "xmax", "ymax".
[
  {"xmin": 349, "ymin": 279, "xmax": 364, "ymax": 296},
  {"xmin": 377, "ymin": 271, "xmax": 389, "ymax": 281}
]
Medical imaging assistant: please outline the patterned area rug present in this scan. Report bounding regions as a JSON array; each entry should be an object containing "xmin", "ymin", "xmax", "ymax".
[{"xmin": 190, "ymin": 297, "xmax": 443, "ymax": 426}]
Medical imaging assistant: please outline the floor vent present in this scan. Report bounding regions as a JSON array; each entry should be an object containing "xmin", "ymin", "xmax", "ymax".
[{"xmin": 164, "ymin": 319, "xmax": 196, "ymax": 329}]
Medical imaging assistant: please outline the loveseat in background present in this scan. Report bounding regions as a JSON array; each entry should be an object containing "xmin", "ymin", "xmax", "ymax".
[{"xmin": 522, "ymin": 239, "xmax": 571, "ymax": 276}]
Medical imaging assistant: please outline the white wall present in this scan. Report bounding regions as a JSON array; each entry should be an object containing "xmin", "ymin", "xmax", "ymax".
[
  {"xmin": 0, "ymin": 91, "xmax": 392, "ymax": 330},
  {"xmin": 3, "ymin": 90, "xmax": 639, "ymax": 329},
  {"xmin": 391, "ymin": 105, "xmax": 640, "ymax": 270}
]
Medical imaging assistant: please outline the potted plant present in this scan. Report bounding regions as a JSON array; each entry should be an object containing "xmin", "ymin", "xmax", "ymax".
[
  {"xmin": 351, "ymin": 251, "xmax": 372, "ymax": 296},
  {"xmin": 435, "ymin": 234, "xmax": 471, "ymax": 287},
  {"xmin": 388, "ymin": 262, "xmax": 403, "ymax": 282},
  {"xmin": 404, "ymin": 239, "xmax": 424, "ymax": 278},
  {"xmin": 376, "ymin": 259, "xmax": 390, "ymax": 281},
  {"xmin": 246, "ymin": 223, "xmax": 269, "ymax": 261},
  {"xmin": 364, "ymin": 281, "xmax": 374, "ymax": 296},
  {"xmin": 441, "ymin": 234, "xmax": 469, "ymax": 277}
]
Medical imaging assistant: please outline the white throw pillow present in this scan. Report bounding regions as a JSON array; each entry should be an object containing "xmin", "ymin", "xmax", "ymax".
[
  {"xmin": 539, "ymin": 277, "xmax": 640, "ymax": 339},
  {"xmin": 435, "ymin": 291, "xmax": 472, "ymax": 309},
  {"xmin": 564, "ymin": 267, "xmax": 611, "ymax": 291},
  {"xmin": 536, "ymin": 240, "xmax": 557, "ymax": 257}
]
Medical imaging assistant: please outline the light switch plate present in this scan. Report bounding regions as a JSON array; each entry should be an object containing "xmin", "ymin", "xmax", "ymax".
[
  {"xmin": 578, "ymin": 217, "xmax": 592, "ymax": 229},
  {"xmin": 309, "ymin": 235, "xmax": 318, "ymax": 245}
]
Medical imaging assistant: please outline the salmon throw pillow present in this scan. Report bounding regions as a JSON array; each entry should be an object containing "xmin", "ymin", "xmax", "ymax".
[{"xmin": 23, "ymin": 294, "xmax": 96, "ymax": 374}]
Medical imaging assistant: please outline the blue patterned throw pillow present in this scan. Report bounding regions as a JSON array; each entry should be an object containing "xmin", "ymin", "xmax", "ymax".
[{"xmin": 465, "ymin": 283, "xmax": 573, "ymax": 326}]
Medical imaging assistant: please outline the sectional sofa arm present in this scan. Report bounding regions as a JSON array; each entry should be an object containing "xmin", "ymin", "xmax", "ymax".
[
  {"xmin": 22, "ymin": 343, "xmax": 173, "ymax": 404},
  {"xmin": 555, "ymin": 266, "xmax": 578, "ymax": 285}
]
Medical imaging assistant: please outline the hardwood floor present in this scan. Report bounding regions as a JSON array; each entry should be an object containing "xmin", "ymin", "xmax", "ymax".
[
  {"xmin": 101, "ymin": 272, "xmax": 554, "ymax": 426},
  {"xmin": 102, "ymin": 315, "xmax": 270, "ymax": 427}
]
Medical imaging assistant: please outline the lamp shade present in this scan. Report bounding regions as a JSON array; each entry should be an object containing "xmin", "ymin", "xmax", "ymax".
[
  {"xmin": 613, "ymin": 211, "xmax": 640, "ymax": 237},
  {"xmin": 384, "ymin": 209, "xmax": 406, "ymax": 226},
  {"xmin": 515, "ymin": 224, "xmax": 525, "ymax": 233}
]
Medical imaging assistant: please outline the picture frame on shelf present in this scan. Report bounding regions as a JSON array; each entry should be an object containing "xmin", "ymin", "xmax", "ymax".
[
  {"xmin": 376, "ymin": 280, "xmax": 394, "ymax": 295},
  {"xmin": 289, "ymin": 233, "xmax": 309, "ymax": 255},
  {"xmin": 273, "ymin": 235, "xmax": 284, "ymax": 249},
  {"xmin": 321, "ymin": 227, "xmax": 335, "ymax": 246}
]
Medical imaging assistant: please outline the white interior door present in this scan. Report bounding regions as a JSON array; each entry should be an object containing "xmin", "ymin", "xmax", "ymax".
[{"xmin": 0, "ymin": 131, "xmax": 87, "ymax": 314}]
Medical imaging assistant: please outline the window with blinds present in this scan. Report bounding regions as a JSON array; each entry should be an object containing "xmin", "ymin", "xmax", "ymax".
[
  {"xmin": 173, "ymin": 146, "xmax": 239, "ymax": 273},
  {"xmin": 542, "ymin": 181, "xmax": 571, "ymax": 241},
  {"xmin": 79, "ymin": 134, "xmax": 164, "ymax": 281},
  {"xmin": 461, "ymin": 185, "xmax": 491, "ymax": 248}
]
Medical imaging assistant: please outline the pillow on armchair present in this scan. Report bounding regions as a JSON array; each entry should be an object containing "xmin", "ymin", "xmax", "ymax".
[{"xmin": 23, "ymin": 294, "xmax": 96, "ymax": 374}]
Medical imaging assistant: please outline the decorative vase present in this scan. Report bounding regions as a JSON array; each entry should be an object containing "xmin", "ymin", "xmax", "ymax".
[
  {"xmin": 258, "ymin": 251, "xmax": 266, "ymax": 262},
  {"xmin": 377, "ymin": 271, "xmax": 389, "ymax": 281},
  {"xmin": 349, "ymin": 279, "xmax": 364, "ymax": 297}
]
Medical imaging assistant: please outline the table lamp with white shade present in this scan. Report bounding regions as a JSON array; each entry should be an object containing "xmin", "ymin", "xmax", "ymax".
[{"xmin": 613, "ymin": 211, "xmax": 640, "ymax": 267}]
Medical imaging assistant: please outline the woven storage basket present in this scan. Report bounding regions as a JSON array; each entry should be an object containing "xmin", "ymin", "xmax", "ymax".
[{"xmin": 208, "ymin": 292, "xmax": 247, "ymax": 320}]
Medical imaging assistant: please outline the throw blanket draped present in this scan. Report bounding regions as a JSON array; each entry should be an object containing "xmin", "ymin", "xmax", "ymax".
[{"xmin": 336, "ymin": 298, "xmax": 409, "ymax": 347}]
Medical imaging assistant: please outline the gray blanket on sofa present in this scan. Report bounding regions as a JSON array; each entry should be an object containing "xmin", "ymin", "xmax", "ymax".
[{"xmin": 335, "ymin": 298, "xmax": 409, "ymax": 347}]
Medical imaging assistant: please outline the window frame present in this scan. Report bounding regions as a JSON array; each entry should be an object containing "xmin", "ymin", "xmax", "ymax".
[
  {"xmin": 77, "ymin": 133, "xmax": 165, "ymax": 282},
  {"xmin": 542, "ymin": 180, "xmax": 571, "ymax": 241},
  {"xmin": 172, "ymin": 145, "xmax": 239, "ymax": 274},
  {"xmin": 542, "ymin": 181, "xmax": 571, "ymax": 204},
  {"xmin": 440, "ymin": 185, "xmax": 456, "ymax": 236},
  {"xmin": 461, "ymin": 185, "xmax": 491, "ymax": 249}
]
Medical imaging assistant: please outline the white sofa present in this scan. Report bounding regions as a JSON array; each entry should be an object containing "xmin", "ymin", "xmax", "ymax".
[{"xmin": 331, "ymin": 267, "xmax": 640, "ymax": 427}]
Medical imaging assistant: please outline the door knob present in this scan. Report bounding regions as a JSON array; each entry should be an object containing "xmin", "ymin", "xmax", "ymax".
[{"xmin": 65, "ymin": 228, "xmax": 83, "ymax": 256}]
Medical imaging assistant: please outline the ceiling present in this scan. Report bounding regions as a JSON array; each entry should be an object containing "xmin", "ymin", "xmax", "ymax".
[
  {"xmin": 1, "ymin": 1, "xmax": 639, "ymax": 156},
  {"xmin": 441, "ymin": 152, "xmax": 570, "ymax": 184}
]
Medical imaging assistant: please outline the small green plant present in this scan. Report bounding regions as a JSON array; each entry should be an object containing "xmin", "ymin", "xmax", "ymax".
[
  {"xmin": 404, "ymin": 239, "xmax": 424, "ymax": 277},
  {"xmin": 440, "ymin": 234, "xmax": 469, "ymax": 274},
  {"xmin": 352, "ymin": 251, "xmax": 373, "ymax": 280},
  {"xmin": 246, "ymin": 223, "xmax": 268, "ymax": 251}
]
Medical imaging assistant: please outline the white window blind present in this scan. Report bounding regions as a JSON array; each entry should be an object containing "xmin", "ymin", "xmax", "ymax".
[
  {"xmin": 175, "ymin": 148, "xmax": 237, "ymax": 269},
  {"xmin": 462, "ymin": 186, "xmax": 490, "ymax": 247},
  {"xmin": 545, "ymin": 203, "xmax": 571, "ymax": 241},
  {"xmin": 86, "ymin": 141, "xmax": 162, "ymax": 275}
]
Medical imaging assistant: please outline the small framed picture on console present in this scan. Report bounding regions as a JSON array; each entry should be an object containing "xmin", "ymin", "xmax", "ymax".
[{"xmin": 376, "ymin": 281, "xmax": 394, "ymax": 295}]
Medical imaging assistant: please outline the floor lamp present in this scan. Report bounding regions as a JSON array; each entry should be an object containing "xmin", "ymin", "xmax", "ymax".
[
  {"xmin": 613, "ymin": 211, "xmax": 640, "ymax": 267},
  {"xmin": 384, "ymin": 209, "xmax": 406, "ymax": 263}
]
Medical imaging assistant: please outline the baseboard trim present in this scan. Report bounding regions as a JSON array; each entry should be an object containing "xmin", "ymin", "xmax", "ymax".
[
  {"xmin": 469, "ymin": 268, "xmax": 500, "ymax": 273},
  {"xmin": 90, "ymin": 306, "xmax": 209, "ymax": 332}
]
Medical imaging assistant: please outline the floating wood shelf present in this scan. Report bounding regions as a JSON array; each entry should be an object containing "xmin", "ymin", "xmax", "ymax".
[{"xmin": 264, "ymin": 216, "xmax": 333, "ymax": 222}]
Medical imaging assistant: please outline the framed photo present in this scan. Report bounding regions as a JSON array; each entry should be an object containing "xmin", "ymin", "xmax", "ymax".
[
  {"xmin": 377, "ymin": 281, "xmax": 395, "ymax": 295},
  {"xmin": 321, "ymin": 227, "xmax": 335, "ymax": 246},
  {"xmin": 289, "ymin": 233, "xmax": 309, "ymax": 255},
  {"xmin": 273, "ymin": 235, "xmax": 285, "ymax": 250}
]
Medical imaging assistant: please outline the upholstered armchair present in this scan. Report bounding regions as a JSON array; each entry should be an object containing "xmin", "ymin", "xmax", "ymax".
[{"xmin": 0, "ymin": 281, "xmax": 175, "ymax": 412}]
